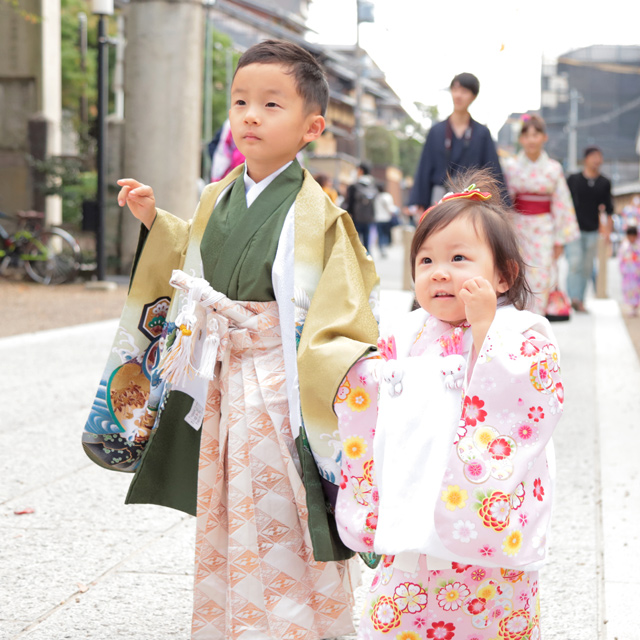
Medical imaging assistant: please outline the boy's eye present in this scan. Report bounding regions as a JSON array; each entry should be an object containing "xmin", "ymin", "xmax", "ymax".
[
  {"xmin": 234, "ymin": 99, "xmax": 246, "ymax": 106},
  {"xmin": 452, "ymin": 255, "xmax": 467, "ymax": 262},
  {"xmin": 266, "ymin": 102, "xmax": 279, "ymax": 108}
]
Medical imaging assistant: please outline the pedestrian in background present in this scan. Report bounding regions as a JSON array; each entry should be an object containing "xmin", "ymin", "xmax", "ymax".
[
  {"xmin": 346, "ymin": 162, "xmax": 378, "ymax": 252},
  {"xmin": 504, "ymin": 114, "xmax": 579, "ymax": 315},
  {"xmin": 373, "ymin": 181, "xmax": 397, "ymax": 258},
  {"xmin": 566, "ymin": 146, "xmax": 614, "ymax": 312},
  {"xmin": 407, "ymin": 72, "xmax": 508, "ymax": 216},
  {"xmin": 618, "ymin": 224, "xmax": 640, "ymax": 316},
  {"xmin": 334, "ymin": 168, "xmax": 563, "ymax": 639},
  {"xmin": 313, "ymin": 172, "xmax": 339, "ymax": 203}
]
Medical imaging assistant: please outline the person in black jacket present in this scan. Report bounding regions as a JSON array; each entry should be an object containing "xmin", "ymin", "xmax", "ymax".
[
  {"xmin": 408, "ymin": 73, "xmax": 508, "ymax": 215},
  {"xmin": 566, "ymin": 146, "xmax": 614, "ymax": 312}
]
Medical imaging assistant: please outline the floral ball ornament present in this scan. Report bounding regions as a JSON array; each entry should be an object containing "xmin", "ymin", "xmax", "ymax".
[
  {"xmin": 457, "ymin": 426, "xmax": 517, "ymax": 483},
  {"xmin": 371, "ymin": 595, "xmax": 402, "ymax": 633},
  {"xmin": 476, "ymin": 489, "xmax": 511, "ymax": 531},
  {"xmin": 498, "ymin": 609, "xmax": 535, "ymax": 639}
]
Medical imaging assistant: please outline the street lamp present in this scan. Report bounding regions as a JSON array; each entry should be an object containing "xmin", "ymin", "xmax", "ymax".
[{"xmin": 92, "ymin": 0, "xmax": 113, "ymax": 281}]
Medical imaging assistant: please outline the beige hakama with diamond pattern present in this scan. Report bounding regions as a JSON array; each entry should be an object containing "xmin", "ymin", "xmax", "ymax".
[{"xmin": 188, "ymin": 288, "xmax": 355, "ymax": 639}]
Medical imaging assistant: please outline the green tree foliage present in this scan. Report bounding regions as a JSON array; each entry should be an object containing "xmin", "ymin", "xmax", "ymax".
[
  {"xmin": 206, "ymin": 30, "xmax": 241, "ymax": 138},
  {"xmin": 397, "ymin": 136, "xmax": 423, "ymax": 179},
  {"xmin": 364, "ymin": 126, "xmax": 399, "ymax": 168}
]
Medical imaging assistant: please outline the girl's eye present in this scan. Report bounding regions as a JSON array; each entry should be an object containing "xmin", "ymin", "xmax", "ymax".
[
  {"xmin": 452, "ymin": 255, "xmax": 466, "ymax": 262},
  {"xmin": 420, "ymin": 257, "xmax": 431, "ymax": 264},
  {"xmin": 266, "ymin": 102, "xmax": 279, "ymax": 108}
]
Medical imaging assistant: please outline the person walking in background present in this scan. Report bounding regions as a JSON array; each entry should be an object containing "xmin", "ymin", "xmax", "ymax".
[
  {"xmin": 408, "ymin": 72, "xmax": 508, "ymax": 215},
  {"xmin": 373, "ymin": 181, "xmax": 397, "ymax": 258},
  {"xmin": 313, "ymin": 172, "xmax": 339, "ymax": 204},
  {"xmin": 334, "ymin": 168, "xmax": 564, "ymax": 639},
  {"xmin": 566, "ymin": 146, "xmax": 614, "ymax": 312},
  {"xmin": 618, "ymin": 224, "xmax": 640, "ymax": 316},
  {"xmin": 504, "ymin": 115, "xmax": 579, "ymax": 315},
  {"xmin": 346, "ymin": 162, "xmax": 378, "ymax": 252}
]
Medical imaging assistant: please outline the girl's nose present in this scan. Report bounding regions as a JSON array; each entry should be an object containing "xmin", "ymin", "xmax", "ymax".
[{"xmin": 431, "ymin": 266, "xmax": 450, "ymax": 281}]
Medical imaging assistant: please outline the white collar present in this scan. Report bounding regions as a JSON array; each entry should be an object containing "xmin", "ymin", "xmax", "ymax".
[{"xmin": 243, "ymin": 161, "xmax": 293, "ymax": 207}]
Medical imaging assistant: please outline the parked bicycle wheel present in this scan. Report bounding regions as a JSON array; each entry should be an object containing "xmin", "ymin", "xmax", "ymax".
[{"xmin": 24, "ymin": 227, "xmax": 81, "ymax": 285}]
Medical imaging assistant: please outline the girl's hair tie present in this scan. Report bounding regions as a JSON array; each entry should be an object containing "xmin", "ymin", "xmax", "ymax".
[{"xmin": 419, "ymin": 183, "xmax": 492, "ymax": 223}]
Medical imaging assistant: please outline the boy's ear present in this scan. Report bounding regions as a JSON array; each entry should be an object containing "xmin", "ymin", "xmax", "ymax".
[{"xmin": 303, "ymin": 115, "xmax": 325, "ymax": 144}]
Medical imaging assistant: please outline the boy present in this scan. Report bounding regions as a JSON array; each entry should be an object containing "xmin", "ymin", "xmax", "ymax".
[{"xmin": 82, "ymin": 40, "xmax": 379, "ymax": 639}]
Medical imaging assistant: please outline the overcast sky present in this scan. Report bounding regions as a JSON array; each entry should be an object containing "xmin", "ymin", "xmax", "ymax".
[{"xmin": 307, "ymin": 0, "xmax": 640, "ymax": 135}]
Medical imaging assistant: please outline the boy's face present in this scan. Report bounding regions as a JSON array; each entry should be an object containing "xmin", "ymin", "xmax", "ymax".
[
  {"xmin": 450, "ymin": 81, "xmax": 476, "ymax": 113},
  {"xmin": 229, "ymin": 63, "xmax": 325, "ymax": 182}
]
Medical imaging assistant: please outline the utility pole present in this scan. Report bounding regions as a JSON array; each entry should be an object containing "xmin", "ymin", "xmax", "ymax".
[
  {"xmin": 354, "ymin": 0, "xmax": 364, "ymax": 162},
  {"xmin": 567, "ymin": 88, "xmax": 579, "ymax": 174}
]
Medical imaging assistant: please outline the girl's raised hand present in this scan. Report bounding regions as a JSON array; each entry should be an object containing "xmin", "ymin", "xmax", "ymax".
[
  {"xmin": 459, "ymin": 277, "xmax": 497, "ymax": 353},
  {"xmin": 117, "ymin": 178, "xmax": 157, "ymax": 230}
]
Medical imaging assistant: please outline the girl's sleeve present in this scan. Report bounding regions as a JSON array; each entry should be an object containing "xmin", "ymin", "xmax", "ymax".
[
  {"xmin": 434, "ymin": 319, "xmax": 564, "ymax": 568},
  {"xmin": 333, "ymin": 355, "xmax": 381, "ymax": 553},
  {"xmin": 551, "ymin": 166, "xmax": 580, "ymax": 245}
]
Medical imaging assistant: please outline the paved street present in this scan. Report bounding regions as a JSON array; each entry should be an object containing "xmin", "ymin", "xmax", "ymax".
[{"xmin": 1, "ymin": 238, "xmax": 639, "ymax": 639}]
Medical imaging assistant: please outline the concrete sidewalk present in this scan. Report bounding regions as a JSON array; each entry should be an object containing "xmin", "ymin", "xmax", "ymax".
[{"xmin": 1, "ymin": 242, "xmax": 639, "ymax": 639}]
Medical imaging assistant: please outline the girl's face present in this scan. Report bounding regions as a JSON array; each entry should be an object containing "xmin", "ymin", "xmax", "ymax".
[
  {"xmin": 519, "ymin": 127, "xmax": 548, "ymax": 159},
  {"xmin": 414, "ymin": 216, "xmax": 509, "ymax": 324}
]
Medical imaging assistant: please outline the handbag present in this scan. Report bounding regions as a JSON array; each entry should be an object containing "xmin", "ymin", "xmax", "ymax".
[{"xmin": 545, "ymin": 286, "xmax": 571, "ymax": 321}]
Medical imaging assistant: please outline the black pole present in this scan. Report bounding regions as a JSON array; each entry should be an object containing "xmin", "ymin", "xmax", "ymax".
[{"xmin": 96, "ymin": 14, "xmax": 108, "ymax": 281}]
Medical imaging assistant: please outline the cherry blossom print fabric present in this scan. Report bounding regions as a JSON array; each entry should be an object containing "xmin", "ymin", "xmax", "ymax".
[{"xmin": 333, "ymin": 307, "xmax": 563, "ymax": 639}]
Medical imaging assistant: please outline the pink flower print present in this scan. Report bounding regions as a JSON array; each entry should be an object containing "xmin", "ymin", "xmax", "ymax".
[
  {"xmin": 426, "ymin": 620, "xmax": 456, "ymax": 639},
  {"xmin": 362, "ymin": 534, "xmax": 374, "ymax": 548},
  {"xmin": 393, "ymin": 581, "xmax": 428, "ymax": 613},
  {"xmin": 510, "ymin": 421, "xmax": 539, "ymax": 446},
  {"xmin": 436, "ymin": 582, "xmax": 470, "ymax": 611},
  {"xmin": 555, "ymin": 381, "xmax": 564, "ymax": 404},
  {"xmin": 371, "ymin": 487, "xmax": 380, "ymax": 505},
  {"xmin": 479, "ymin": 545, "xmax": 495, "ymax": 557},
  {"xmin": 453, "ymin": 521, "xmax": 478, "ymax": 543},
  {"xmin": 518, "ymin": 512, "xmax": 528, "ymax": 527},
  {"xmin": 533, "ymin": 478, "xmax": 545, "ymax": 501},
  {"xmin": 488, "ymin": 437, "xmax": 512, "ymax": 460},
  {"xmin": 528, "ymin": 406, "xmax": 545, "ymax": 422},
  {"xmin": 465, "ymin": 597, "xmax": 487, "ymax": 615},
  {"xmin": 365, "ymin": 511, "xmax": 378, "ymax": 531},
  {"xmin": 340, "ymin": 470, "xmax": 348, "ymax": 490},
  {"xmin": 471, "ymin": 568, "xmax": 487, "ymax": 581},
  {"xmin": 359, "ymin": 375, "xmax": 368, "ymax": 386},
  {"xmin": 491, "ymin": 605, "xmax": 505, "ymax": 619},
  {"xmin": 414, "ymin": 616, "xmax": 428, "ymax": 629},
  {"xmin": 451, "ymin": 562, "xmax": 472, "ymax": 573},
  {"xmin": 463, "ymin": 395, "xmax": 487, "ymax": 427},
  {"xmin": 466, "ymin": 634, "xmax": 484, "ymax": 640},
  {"xmin": 520, "ymin": 339, "xmax": 539, "ymax": 357}
]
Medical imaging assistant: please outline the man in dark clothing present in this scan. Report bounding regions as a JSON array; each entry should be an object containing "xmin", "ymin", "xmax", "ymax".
[
  {"xmin": 566, "ymin": 146, "xmax": 614, "ymax": 312},
  {"xmin": 408, "ymin": 72, "xmax": 508, "ymax": 213},
  {"xmin": 346, "ymin": 162, "xmax": 377, "ymax": 252}
]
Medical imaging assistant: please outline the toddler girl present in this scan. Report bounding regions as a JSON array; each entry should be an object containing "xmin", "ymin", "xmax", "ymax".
[
  {"xmin": 619, "ymin": 224, "xmax": 640, "ymax": 316},
  {"xmin": 334, "ymin": 170, "xmax": 564, "ymax": 639}
]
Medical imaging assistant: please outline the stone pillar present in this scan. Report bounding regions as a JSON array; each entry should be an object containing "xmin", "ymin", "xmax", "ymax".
[{"xmin": 120, "ymin": 0, "xmax": 203, "ymax": 271}]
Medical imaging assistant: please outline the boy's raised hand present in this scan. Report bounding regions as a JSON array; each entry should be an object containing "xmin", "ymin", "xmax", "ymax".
[
  {"xmin": 117, "ymin": 179, "xmax": 157, "ymax": 230},
  {"xmin": 459, "ymin": 276, "xmax": 497, "ymax": 353}
]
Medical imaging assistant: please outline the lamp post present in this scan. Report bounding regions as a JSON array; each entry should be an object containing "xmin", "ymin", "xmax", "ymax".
[
  {"xmin": 354, "ymin": 0, "xmax": 374, "ymax": 162},
  {"xmin": 92, "ymin": 0, "xmax": 113, "ymax": 281}
]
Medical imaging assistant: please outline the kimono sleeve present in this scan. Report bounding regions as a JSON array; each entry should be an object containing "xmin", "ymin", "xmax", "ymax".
[
  {"xmin": 434, "ymin": 320, "xmax": 564, "ymax": 568},
  {"xmin": 551, "ymin": 166, "xmax": 580, "ymax": 245},
  {"xmin": 333, "ymin": 355, "xmax": 381, "ymax": 553}
]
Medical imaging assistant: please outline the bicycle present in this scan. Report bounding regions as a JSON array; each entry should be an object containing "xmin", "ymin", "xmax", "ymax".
[{"xmin": 0, "ymin": 210, "xmax": 82, "ymax": 285}]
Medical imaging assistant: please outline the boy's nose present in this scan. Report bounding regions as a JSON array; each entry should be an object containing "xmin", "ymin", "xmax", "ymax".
[{"xmin": 244, "ymin": 109, "xmax": 260, "ymax": 125}]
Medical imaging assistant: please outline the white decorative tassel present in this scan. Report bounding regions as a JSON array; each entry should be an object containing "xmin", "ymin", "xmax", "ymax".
[{"xmin": 194, "ymin": 316, "xmax": 221, "ymax": 381}]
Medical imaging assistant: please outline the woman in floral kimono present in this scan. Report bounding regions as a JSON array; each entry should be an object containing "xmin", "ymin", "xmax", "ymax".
[
  {"xmin": 504, "ymin": 115, "xmax": 579, "ymax": 315},
  {"xmin": 619, "ymin": 224, "xmax": 640, "ymax": 315},
  {"xmin": 334, "ymin": 170, "xmax": 565, "ymax": 639}
]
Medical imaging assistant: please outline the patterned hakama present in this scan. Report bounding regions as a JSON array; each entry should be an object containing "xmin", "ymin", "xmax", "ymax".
[{"xmin": 189, "ymin": 289, "xmax": 355, "ymax": 639}]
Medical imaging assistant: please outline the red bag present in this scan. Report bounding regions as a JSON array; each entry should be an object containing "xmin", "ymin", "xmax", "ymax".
[{"xmin": 545, "ymin": 287, "xmax": 571, "ymax": 322}]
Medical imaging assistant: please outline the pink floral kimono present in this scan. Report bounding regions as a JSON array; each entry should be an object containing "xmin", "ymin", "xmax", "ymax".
[{"xmin": 334, "ymin": 306, "xmax": 564, "ymax": 640}]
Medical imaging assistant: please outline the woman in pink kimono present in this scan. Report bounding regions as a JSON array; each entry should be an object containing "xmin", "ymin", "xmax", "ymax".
[
  {"xmin": 334, "ymin": 171, "xmax": 564, "ymax": 639},
  {"xmin": 504, "ymin": 115, "xmax": 579, "ymax": 315}
]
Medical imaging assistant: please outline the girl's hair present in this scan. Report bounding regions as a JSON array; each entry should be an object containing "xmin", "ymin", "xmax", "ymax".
[
  {"xmin": 520, "ymin": 114, "xmax": 546, "ymax": 136},
  {"xmin": 410, "ymin": 168, "xmax": 532, "ymax": 311}
]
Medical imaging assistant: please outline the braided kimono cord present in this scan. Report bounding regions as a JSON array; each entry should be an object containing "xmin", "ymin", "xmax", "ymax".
[{"xmin": 159, "ymin": 270, "xmax": 226, "ymax": 385}]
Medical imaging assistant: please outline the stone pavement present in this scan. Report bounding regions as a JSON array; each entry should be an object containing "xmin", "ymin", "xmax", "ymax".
[{"xmin": 2, "ymin": 238, "xmax": 639, "ymax": 639}]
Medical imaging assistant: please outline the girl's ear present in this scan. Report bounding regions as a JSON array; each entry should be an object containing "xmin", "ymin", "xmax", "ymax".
[{"xmin": 497, "ymin": 260, "xmax": 518, "ymax": 294}]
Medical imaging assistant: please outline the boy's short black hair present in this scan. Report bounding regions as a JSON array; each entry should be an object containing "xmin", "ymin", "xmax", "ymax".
[
  {"xmin": 450, "ymin": 72, "xmax": 480, "ymax": 97},
  {"xmin": 359, "ymin": 162, "xmax": 371, "ymax": 175},
  {"xmin": 583, "ymin": 145, "xmax": 602, "ymax": 159},
  {"xmin": 235, "ymin": 39, "xmax": 329, "ymax": 116}
]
